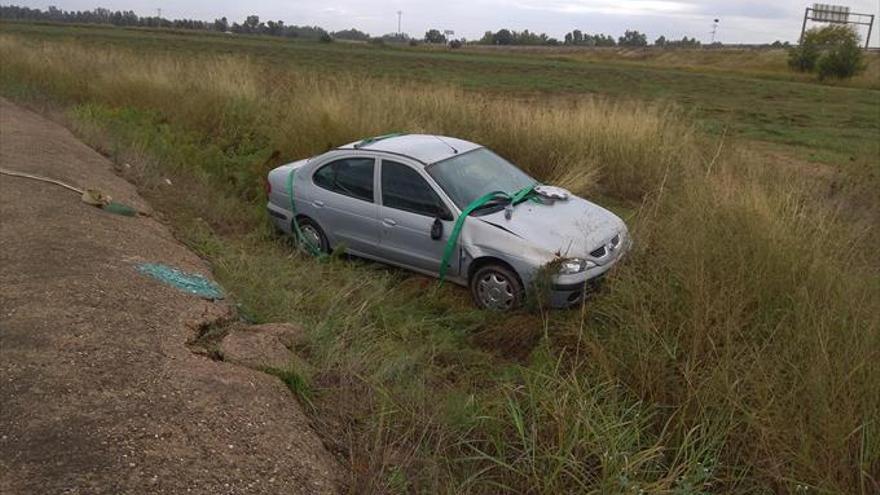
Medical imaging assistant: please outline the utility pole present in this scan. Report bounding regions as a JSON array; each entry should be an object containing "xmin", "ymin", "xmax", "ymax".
[
  {"xmin": 397, "ymin": 10, "xmax": 402, "ymax": 35},
  {"xmin": 711, "ymin": 18, "xmax": 719, "ymax": 43}
]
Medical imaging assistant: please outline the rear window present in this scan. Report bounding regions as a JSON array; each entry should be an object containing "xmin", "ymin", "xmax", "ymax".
[{"xmin": 313, "ymin": 157, "xmax": 375, "ymax": 202}]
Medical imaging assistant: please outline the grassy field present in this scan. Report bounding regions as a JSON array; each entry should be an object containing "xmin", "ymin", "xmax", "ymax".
[
  {"xmin": 468, "ymin": 45, "xmax": 880, "ymax": 88},
  {"xmin": 1, "ymin": 22, "xmax": 878, "ymax": 494},
  {"xmin": 2, "ymin": 21, "xmax": 879, "ymax": 167}
]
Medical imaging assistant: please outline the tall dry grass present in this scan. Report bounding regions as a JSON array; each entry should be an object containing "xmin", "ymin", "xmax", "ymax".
[
  {"xmin": 1, "ymin": 34, "xmax": 877, "ymax": 494},
  {"xmin": 0, "ymin": 34, "xmax": 689, "ymax": 202}
]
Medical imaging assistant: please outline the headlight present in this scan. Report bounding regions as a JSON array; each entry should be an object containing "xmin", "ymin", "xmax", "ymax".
[{"xmin": 559, "ymin": 258, "xmax": 596, "ymax": 275}]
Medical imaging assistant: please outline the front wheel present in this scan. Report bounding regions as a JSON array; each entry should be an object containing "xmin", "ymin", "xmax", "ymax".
[{"xmin": 470, "ymin": 264, "xmax": 524, "ymax": 311}]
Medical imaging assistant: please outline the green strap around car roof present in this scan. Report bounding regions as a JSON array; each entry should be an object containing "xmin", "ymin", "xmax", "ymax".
[{"xmin": 438, "ymin": 182, "xmax": 538, "ymax": 283}]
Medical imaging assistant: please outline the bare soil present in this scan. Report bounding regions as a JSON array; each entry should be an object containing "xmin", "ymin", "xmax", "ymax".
[{"xmin": 0, "ymin": 98, "xmax": 340, "ymax": 494}]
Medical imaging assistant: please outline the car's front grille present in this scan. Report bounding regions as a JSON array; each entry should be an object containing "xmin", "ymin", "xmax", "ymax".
[{"xmin": 590, "ymin": 246, "xmax": 607, "ymax": 258}]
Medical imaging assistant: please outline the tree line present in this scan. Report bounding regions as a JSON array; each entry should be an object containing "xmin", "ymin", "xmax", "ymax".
[
  {"xmin": 2, "ymin": 5, "xmax": 790, "ymax": 48},
  {"xmin": 0, "ymin": 5, "xmax": 352, "ymax": 41}
]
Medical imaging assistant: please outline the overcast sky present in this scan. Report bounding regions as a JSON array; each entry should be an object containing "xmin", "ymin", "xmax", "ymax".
[{"xmin": 15, "ymin": 0, "xmax": 880, "ymax": 45}]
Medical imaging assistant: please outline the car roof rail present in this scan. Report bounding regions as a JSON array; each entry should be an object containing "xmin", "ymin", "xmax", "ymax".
[{"xmin": 353, "ymin": 132, "xmax": 405, "ymax": 149}]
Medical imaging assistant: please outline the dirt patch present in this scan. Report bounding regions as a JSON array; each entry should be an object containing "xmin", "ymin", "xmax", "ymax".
[
  {"xmin": 219, "ymin": 324, "xmax": 306, "ymax": 370},
  {"xmin": 0, "ymin": 98, "xmax": 340, "ymax": 494}
]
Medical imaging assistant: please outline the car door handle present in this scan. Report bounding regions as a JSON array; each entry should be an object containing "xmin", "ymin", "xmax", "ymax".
[
  {"xmin": 312, "ymin": 200, "xmax": 325, "ymax": 208},
  {"xmin": 382, "ymin": 218, "xmax": 397, "ymax": 227}
]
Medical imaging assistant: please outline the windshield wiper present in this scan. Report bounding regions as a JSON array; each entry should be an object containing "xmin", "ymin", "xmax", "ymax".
[{"xmin": 470, "ymin": 196, "xmax": 511, "ymax": 215}]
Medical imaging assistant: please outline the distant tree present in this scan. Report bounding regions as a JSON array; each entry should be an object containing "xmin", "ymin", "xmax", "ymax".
[
  {"xmin": 319, "ymin": 31, "xmax": 333, "ymax": 43},
  {"xmin": 666, "ymin": 36, "xmax": 701, "ymax": 48},
  {"xmin": 243, "ymin": 15, "xmax": 260, "ymax": 33},
  {"xmin": 596, "ymin": 34, "xmax": 617, "ymax": 46},
  {"xmin": 332, "ymin": 28, "xmax": 370, "ymax": 41},
  {"xmin": 619, "ymin": 29, "xmax": 648, "ymax": 47},
  {"xmin": 564, "ymin": 32, "xmax": 573, "ymax": 45},
  {"xmin": 212, "ymin": 17, "xmax": 228, "ymax": 32},
  {"xmin": 424, "ymin": 29, "xmax": 447, "ymax": 44},
  {"xmin": 572, "ymin": 29, "xmax": 583, "ymax": 45},
  {"xmin": 654, "ymin": 35, "xmax": 667, "ymax": 47},
  {"xmin": 449, "ymin": 39, "xmax": 463, "ymax": 49},
  {"xmin": 380, "ymin": 32, "xmax": 411, "ymax": 43},
  {"xmin": 494, "ymin": 29, "xmax": 513, "ymax": 45},
  {"xmin": 265, "ymin": 20, "xmax": 284, "ymax": 36}
]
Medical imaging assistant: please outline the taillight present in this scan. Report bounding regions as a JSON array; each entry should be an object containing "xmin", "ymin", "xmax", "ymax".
[{"xmin": 264, "ymin": 177, "xmax": 272, "ymax": 195}]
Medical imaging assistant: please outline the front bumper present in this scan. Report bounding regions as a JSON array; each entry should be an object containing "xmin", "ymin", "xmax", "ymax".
[{"xmin": 546, "ymin": 234, "xmax": 632, "ymax": 308}]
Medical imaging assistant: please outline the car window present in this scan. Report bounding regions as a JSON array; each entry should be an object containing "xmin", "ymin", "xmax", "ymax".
[
  {"xmin": 426, "ymin": 148, "xmax": 533, "ymax": 209},
  {"xmin": 382, "ymin": 161, "xmax": 446, "ymax": 218},
  {"xmin": 313, "ymin": 157, "xmax": 375, "ymax": 202}
]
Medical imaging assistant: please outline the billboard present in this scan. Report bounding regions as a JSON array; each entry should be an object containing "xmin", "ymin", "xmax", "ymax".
[{"xmin": 812, "ymin": 3, "xmax": 851, "ymax": 24}]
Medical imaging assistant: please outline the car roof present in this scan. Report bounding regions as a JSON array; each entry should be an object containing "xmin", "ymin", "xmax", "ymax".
[{"xmin": 338, "ymin": 134, "xmax": 481, "ymax": 165}]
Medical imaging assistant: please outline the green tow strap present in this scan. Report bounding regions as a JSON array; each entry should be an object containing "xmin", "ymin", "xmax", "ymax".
[
  {"xmin": 286, "ymin": 168, "xmax": 325, "ymax": 257},
  {"xmin": 438, "ymin": 183, "xmax": 538, "ymax": 283}
]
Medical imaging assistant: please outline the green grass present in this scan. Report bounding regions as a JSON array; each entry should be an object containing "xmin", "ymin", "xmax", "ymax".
[
  {"xmin": 2, "ymin": 21, "xmax": 878, "ymax": 167},
  {"xmin": 1, "ymin": 24, "xmax": 878, "ymax": 494}
]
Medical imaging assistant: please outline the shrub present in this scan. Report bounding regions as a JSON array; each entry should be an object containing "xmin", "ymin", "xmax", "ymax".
[
  {"xmin": 448, "ymin": 39, "xmax": 462, "ymax": 49},
  {"xmin": 789, "ymin": 25, "xmax": 865, "ymax": 79},
  {"xmin": 817, "ymin": 34, "xmax": 865, "ymax": 79},
  {"xmin": 318, "ymin": 31, "xmax": 332, "ymax": 43},
  {"xmin": 788, "ymin": 43, "xmax": 819, "ymax": 72}
]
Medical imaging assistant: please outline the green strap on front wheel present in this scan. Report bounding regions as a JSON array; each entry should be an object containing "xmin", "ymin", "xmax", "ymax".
[{"xmin": 438, "ymin": 183, "xmax": 538, "ymax": 283}]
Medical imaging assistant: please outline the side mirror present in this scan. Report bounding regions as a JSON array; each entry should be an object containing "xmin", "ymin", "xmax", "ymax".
[
  {"xmin": 436, "ymin": 205, "xmax": 453, "ymax": 222},
  {"xmin": 431, "ymin": 217, "xmax": 444, "ymax": 240}
]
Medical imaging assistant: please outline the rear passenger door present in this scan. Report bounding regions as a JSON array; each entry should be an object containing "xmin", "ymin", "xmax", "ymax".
[
  {"xmin": 310, "ymin": 156, "xmax": 380, "ymax": 254},
  {"xmin": 377, "ymin": 160, "xmax": 456, "ymax": 275}
]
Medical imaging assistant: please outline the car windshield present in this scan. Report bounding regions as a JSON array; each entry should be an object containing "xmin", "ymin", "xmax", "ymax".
[{"xmin": 426, "ymin": 148, "xmax": 534, "ymax": 210}]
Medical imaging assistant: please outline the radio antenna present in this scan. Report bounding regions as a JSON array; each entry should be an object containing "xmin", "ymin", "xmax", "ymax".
[{"xmin": 433, "ymin": 135, "xmax": 458, "ymax": 154}]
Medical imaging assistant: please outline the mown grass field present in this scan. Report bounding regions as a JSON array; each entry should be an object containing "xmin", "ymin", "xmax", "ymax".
[{"xmin": 1, "ymin": 21, "xmax": 878, "ymax": 494}]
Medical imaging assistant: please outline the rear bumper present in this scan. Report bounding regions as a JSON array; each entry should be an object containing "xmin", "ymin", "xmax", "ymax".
[{"xmin": 267, "ymin": 202, "xmax": 291, "ymax": 232}]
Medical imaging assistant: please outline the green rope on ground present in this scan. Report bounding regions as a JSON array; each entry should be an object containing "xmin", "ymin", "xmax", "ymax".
[
  {"xmin": 102, "ymin": 201, "xmax": 138, "ymax": 217},
  {"xmin": 0, "ymin": 167, "xmax": 142, "ymax": 217},
  {"xmin": 438, "ymin": 182, "xmax": 538, "ymax": 283}
]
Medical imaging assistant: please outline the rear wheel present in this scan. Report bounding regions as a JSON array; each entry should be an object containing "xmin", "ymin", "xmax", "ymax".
[
  {"xmin": 470, "ymin": 263, "xmax": 524, "ymax": 311},
  {"xmin": 294, "ymin": 217, "xmax": 329, "ymax": 254}
]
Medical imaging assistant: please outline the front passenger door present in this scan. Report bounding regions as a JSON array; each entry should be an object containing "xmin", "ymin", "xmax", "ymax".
[{"xmin": 377, "ymin": 160, "xmax": 456, "ymax": 276}]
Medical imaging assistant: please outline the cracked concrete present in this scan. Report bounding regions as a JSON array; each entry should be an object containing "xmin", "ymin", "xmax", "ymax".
[{"xmin": 0, "ymin": 98, "xmax": 341, "ymax": 494}]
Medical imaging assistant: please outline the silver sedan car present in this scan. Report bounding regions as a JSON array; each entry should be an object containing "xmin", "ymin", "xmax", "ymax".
[{"xmin": 266, "ymin": 134, "xmax": 630, "ymax": 310}]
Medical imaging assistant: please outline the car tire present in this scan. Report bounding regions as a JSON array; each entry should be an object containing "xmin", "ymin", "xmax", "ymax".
[
  {"xmin": 470, "ymin": 263, "xmax": 524, "ymax": 311},
  {"xmin": 294, "ymin": 217, "xmax": 330, "ymax": 254}
]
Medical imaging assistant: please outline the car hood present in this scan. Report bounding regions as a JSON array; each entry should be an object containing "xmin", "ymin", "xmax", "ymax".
[{"xmin": 475, "ymin": 195, "xmax": 623, "ymax": 258}]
